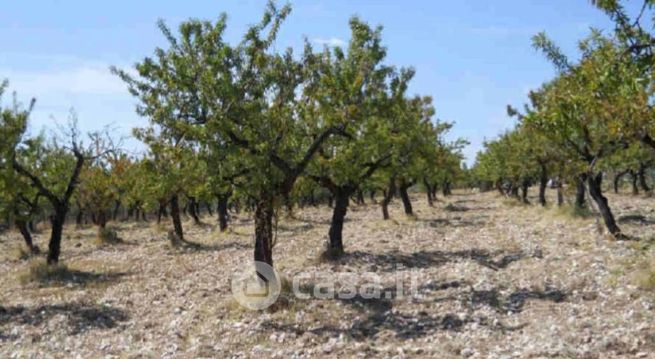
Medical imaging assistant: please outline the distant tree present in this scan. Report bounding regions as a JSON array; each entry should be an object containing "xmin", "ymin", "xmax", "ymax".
[{"xmin": 528, "ymin": 33, "xmax": 648, "ymax": 237}]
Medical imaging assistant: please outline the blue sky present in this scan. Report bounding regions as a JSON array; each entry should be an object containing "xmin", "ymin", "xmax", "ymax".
[{"xmin": 0, "ymin": 0, "xmax": 644, "ymax": 163}]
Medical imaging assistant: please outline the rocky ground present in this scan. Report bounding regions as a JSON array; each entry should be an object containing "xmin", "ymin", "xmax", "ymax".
[{"xmin": 1, "ymin": 189, "xmax": 654, "ymax": 358}]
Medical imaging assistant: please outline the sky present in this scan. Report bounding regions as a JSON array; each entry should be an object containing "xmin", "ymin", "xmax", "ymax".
[{"xmin": 0, "ymin": 0, "xmax": 646, "ymax": 164}]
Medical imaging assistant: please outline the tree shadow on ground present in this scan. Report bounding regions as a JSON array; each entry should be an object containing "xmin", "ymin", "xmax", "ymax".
[
  {"xmin": 277, "ymin": 223, "xmax": 316, "ymax": 235},
  {"xmin": 263, "ymin": 282, "xmax": 560, "ymax": 340},
  {"xmin": 341, "ymin": 248, "xmax": 528, "ymax": 272},
  {"xmin": 27, "ymin": 267, "xmax": 130, "ymax": 288},
  {"xmin": 172, "ymin": 240, "xmax": 250, "ymax": 253},
  {"xmin": 468, "ymin": 287, "xmax": 566, "ymax": 314},
  {"xmin": 0, "ymin": 302, "xmax": 129, "ymax": 335},
  {"xmin": 617, "ymin": 214, "xmax": 655, "ymax": 225},
  {"xmin": 418, "ymin": 216, "xmax": 488, "ymax": 228}
]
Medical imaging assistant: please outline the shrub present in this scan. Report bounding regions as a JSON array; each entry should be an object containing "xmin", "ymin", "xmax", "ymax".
[
  {"xmin": 635, "ymin": 260, "xmax": 655, "ymax": 291},
  {"xmin": 96, "ymin": 227, "xmax": 122, "ymax": 245}
]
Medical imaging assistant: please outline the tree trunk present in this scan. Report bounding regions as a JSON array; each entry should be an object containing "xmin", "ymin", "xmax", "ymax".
[
  {"xmin": 254, "ymin": 195, "xmax": 274, "ymax": 269},
  {"xmin": 188, "ymin": 196, "xmax": 201, "ymax": 225},
  {"xmin": 510, "ymin": 183, "xmax": 519, "ymax": 198},
  {"xmin": 112, "ymin": 200, "xmax": 121, "ymax": 221},
  {"xmin": 126, "ymin": 206, "xmax": 134, "ymax": 221},
  {"xmin": 630, "ymin": 170, "xmax": 639, "ymax": 195},
  {"xmin": 217, "ymin": 193, "xmax": 230, "ymax": 232},
  {"xmin": 381, "ymin": 177, "xmax": 396, "ymax": 220},
  {"xmin": 16, "ymin": 219, "xmax": 39, "ymax": 254},
  {"xmin": 170, "ymin": 195, "xmax": 184, "ymax": 241},
  {"xmin": 521, "ymin": 179, "xmax": 530, "ymax": 204},
  {"xmin": 204, "ymin": 201, "xmax": 214, "ymax": 217},
  {"xmin": 442, "ymin": 181, "xmax": 452, "ymax": 196},
  {"xmin": 638, "ymin": 164, "xmax": 651, "ymax": 192},
  {"xmin": 587, "ymin": 173, "xmax": 622, "ymax": 237},
  {"xmin": 47, "ymin": 209, "xmax": 66, "ymax": 265},
  {"xmin": 538, "ymin": 164, "xmax": 548, "ymax": 207},
  {"xmin": 496, "ymin": 181, "xmax": 505, "ymax": 196},
  {"xmin": 614, "ymin": 170, "xmax": 628, "ymax": 194},
  {"xmin": 557, "ymin": 184, "xmax": 564, "ymax": 207},
  {"xmin": 575, "ymin": 175, "xmax": 587, "ymax": 209},
  {"xmin": 356, "ymin": 190, "xmax": 365, "ymax": 205},
  {"xmin": 96, "ymin": 211, "xmax": 107, "ymax": 229},
  {"xmin": 75, "ymin": 209, "xmax": 84, "ymax": 227},
  {"xmin": 369, "ymin": 189, "xmax": 377, "ymax": 204},
  {"xmin": 398, "ymin": 181, "xmax": 414, "ymax": 216},
  {"xmin": 327, "ymin": 190, "xmax": 349, "ymax": 258},
  {"xmin": 424, "ymin": 179, "xmax": 434, "ymax": 207},
  {"xmin": 157, "ymin": 202, "xmax": 167, "ymax": 224}
]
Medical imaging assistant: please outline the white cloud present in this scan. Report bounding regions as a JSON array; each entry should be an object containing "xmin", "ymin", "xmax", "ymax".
[
  {"xmin": 2, "ymin": 62, "xmax": 132, "ymax": 97},
  {"xmin": 312, "ymin": 37, "xmax": 346, "ymax": 47},
  {"xmin": 1, "ymin": 56, "xmax": 143, "ymax": 142}
]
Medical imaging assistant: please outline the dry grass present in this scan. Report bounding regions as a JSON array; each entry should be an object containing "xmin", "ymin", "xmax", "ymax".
[
  {"xmin": 18, "ymin": 260, "xmax": 73, "ymax": 285},
  {"xmin": 634, "ymin": 260, "xmax": 655, "ymax": 291},
  {"xmin": 2, "ymin": 188, "xmax": 655, "ymax": 358}
]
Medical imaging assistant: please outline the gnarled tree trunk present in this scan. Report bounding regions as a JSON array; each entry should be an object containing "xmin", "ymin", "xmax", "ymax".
[
  {"xmin": 557, "ymin": 185, "xmax": 564, "ymax": 207},
  {"xmin": 398, "ymin": 180, "xmax": 414, "ymax": 216},
  {"xmin": 112, "ymin": 200, "xmax": 121, "ymax": 221},
  {"xmin": 587, "ymin": 173, "xmax": 622, "ymax": 237},
  {"xmin": 520, "ymin": 179, "xmax": 530, "ymax": 204},
  {"xmin": 638, "ymin": 164, "xmax": 651, "ymax": 193},
  {"xmin": 217, "ymin": 193, "xmax": 230, "ymax": 232},
  {"xmin": 630, "ymin": 170, "xmax": 639, "ymax": 195},
  {"xmin": 442, "ymin": 181, "xmax": 452, "ymax": 197},
  {"xmin": 188, "ymin": 196, "xmax": 201, "ymax": 225},
  {"xmin": 96, "ymin": 210, "xmax": 108, "ymax": 229},
  {"xmin": 356, "ymin": 190, "xmax": 365, "ymax": 206},
  {"xmin": 170, "ymin": 195, "xmax": 184, "ymax": 241},
  {"xmin": 538, "ymin": 164, "xmax": 548, "ymax": 207},
  {"xmin": 575, "ymin": 175, "xmax": 587, "ymax": 209},
  {"xmin": 423, "ymin": 178, "xmax": 434, "ymax": 207},
  {"xmin": 381, "ymin": 177, "xmax": 396, "ymax": 220},
  {"xmin": 496, "ymin": 180, "xmax": 505, "ymax": 196},
  {"xmin": 509, "ymin": 182, "xmax": 520, "ymax": 198},
  {"xmin": 254, "ymin": 195, "xmax": 274, "ymax": 269},
  {"xmin": 613, "ymin": 170, "xmax": 629, "ymax": 194},
  {"xmin": 327, "ymin": 189, "xmax": 350, "ymax": 258},
  {"xmin": 16, "ymin": 219, "xmax": 39, "ymax": 254},
  {"xmin": 157, "ymin": 201, "xmax": 168, "ymax": 224},
  {"xmin": 47, "ymin": 208, "xmax": 66, "ymax": 264}
]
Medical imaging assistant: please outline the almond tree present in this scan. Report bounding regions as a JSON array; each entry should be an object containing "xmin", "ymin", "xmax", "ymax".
[
  {"xmin": 4, "ymin": 100, "xmax": 94, "ymax": 264},
  {"xmin": 373, "ymin": 72, "xmax": 439, "ymax": 219},
  {"xmin": 592, "ymin": 0, "xmax": 655, "ymax": 151},
  {"xmin": 528, "ymin": 34, "xmax": 649, "ymax": 237},
  {"xmin": 0, "ymin": 82, "xmax": 42, "ymax": 254},
  {"xmin": 303, "ymin": 17, "xmax": 394, "ymax": 258},
  {"xmin": 115, "ymin": 2, "xmax": 349, "ymax": 269}
]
